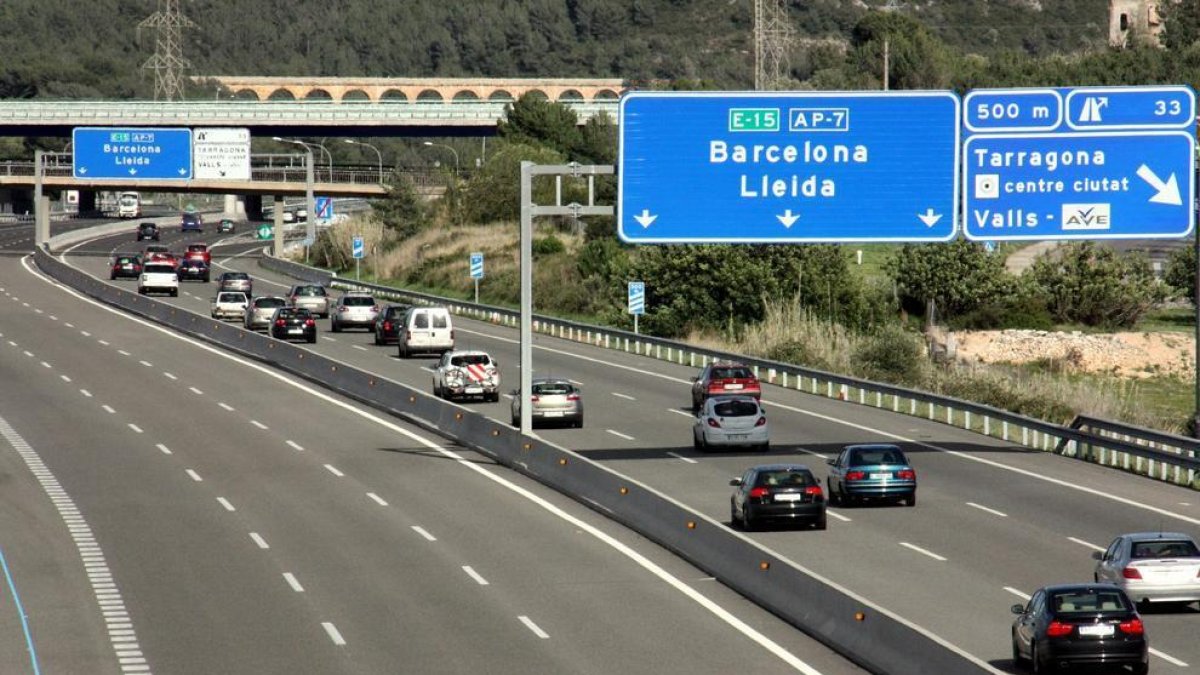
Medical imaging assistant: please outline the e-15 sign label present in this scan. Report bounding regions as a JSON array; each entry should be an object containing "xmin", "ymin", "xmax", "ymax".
[{"xmin": 729, "ymin": 108, "xmax": 780, "ymax": 132}]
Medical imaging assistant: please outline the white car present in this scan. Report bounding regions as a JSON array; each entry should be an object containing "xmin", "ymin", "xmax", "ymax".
[
  {"xmin": 693, "ymin": 395, "xmax": 769, "ymax": 452},
  {"xmin": 433, "ymin": 350, "xmax": 500, "ymax": 402},
  {"xmin": 137, "ymin": 262, "xmax": 179, "ymax": 297},
  {"xmin": 1093, "ymin": 532, "xmax": 1200, "ymax": 605},
  {"xmin": 211, "ymin": 291, "xmax": 249, "ymax": 320}
]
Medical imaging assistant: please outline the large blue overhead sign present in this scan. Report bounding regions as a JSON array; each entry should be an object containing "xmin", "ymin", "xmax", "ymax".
[
  {"xmin": 963, "ymin": 86, "xmax": 1195, "ymax": 240},
  {"xmin": 72, "ymin": 127, "xmax": 192, "ymax": 180},
  {"xmin": 618, "ymin": 92, "xmax": 961, "ymax": 243}
]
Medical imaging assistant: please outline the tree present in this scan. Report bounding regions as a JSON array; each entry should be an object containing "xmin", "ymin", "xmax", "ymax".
[
  {"xmin": 1161, "ymin": 0, "xmax": 1200, "ymax": 51},
  {"xmin": 372, "ymin": 172, "xmax": 426, "ymax": 239},
  {"xmin": 1027, "ymin": 242, "xmax": 1165, "ymax": 328},
  {"xmin": 497, "ymin": 94, "xmax": 582, "ymax": 158},
  {"xmin": 1164, "ymin": 240, "xmax": 1196, "ymax": 306},
  {"xmin": 848, "ymin": 11, "xmax": 956, "ymax": 89},
  {"xmin": 887, "ymin": 239, "xmax": 1014, "ymax": 321},
  {"xmin": 459, "ymin": 140, "xmax": 565, "ymax": 223}
]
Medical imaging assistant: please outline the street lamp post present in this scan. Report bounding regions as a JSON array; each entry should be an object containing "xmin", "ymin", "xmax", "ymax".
[
  {"xmin": 423, "ymin": 141, "xmax": 459, "ymax": 173},
  {"xmin": 344, "ymin": 139, "xmax": 384, "ymax": 183},
  {"xmin": 315, "ymin": 140, "xmax": 334, "ymax": 182},
  {"xmin": 273, "ymin": 137, "xmax": 316, "ymax": 260}
]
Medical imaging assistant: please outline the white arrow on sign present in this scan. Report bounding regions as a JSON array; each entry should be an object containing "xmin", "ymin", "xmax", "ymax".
[
  {"xmin": 917, "ymin": 208, "xmax": 942, "ymax": 227},
  {"xmin": 78, "ymin": 167, "xmax": 88, "ymax": 175},
  {"xmin": 178, "ymin": 168, "xmax": 188, "ymax": 176},
  {"xmin": 634, "ymin": 209, "xmax": 657, "ymax": 228},
  {"xmin": 1136, "ymin": 164, "xmax": 1182, "ymax": 206},
  {"xmin": 776, "ymin": 210, "xmax": 800, "ymax": 228},
  {"xmin": 128, "ymin": 168, "xmax": 137, "ymax": 176}
]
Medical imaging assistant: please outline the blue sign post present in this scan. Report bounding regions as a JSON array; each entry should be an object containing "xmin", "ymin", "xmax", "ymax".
[
  {"xmin": 628, "ymin": 281, "xmax": 645, "ymax": 334},
  {"xmin": 470, "ymin": 251, "xmax": 483, "ymax": 303},
  {"xmin": 352, "ymin": 235, "xmax": 364, "ymax": 281},
  {"xmin": 618, "ymin": 91, "xmax": 961, "ymax": 243},
  {"xmin": 963, "ymin": 86, "xmax": 1196, "ymax": 240},
  {"xmin": 315, "ymin": 196, "xmax": 333, "ymax": 224},
  {"xmin": 72, "ymin": 127, "xmax": 192, "ymax": 180}
]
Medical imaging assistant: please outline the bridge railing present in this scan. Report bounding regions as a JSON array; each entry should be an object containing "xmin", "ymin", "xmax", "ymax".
[{"xmin": 0, "ymin": 160, "xmax": 450, "ymax": 188}]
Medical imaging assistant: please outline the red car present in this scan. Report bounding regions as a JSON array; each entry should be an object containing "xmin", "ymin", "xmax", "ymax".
[
  {"xmin": 184, "ymin": 243, "xmax": 211, "ymax": 265},
  {"xmin": 691, "ymin": 361, "xmax": 762, "ymax": 412},
  {"xmin": 145, "ymin": 251, "xmax": 180, "ymax": 269}
]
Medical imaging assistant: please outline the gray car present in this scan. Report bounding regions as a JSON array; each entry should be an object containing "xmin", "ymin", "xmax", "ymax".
[
  {"xmin": 510, "ymin": 378, "xmax": 583, "ymax": 428},
  {"xmin": 244, "ymin": 296, "xmax": 288, "ymax": 330},
  {"xmin": 1093, "ymin": 532, "xmax": 1200, "ymax": 606},
  {"xmin": 330, "ymin": 292, "xmax": 380, "ymax": 332},
  {"xmin": 217, "ymin": 271, "xmax": 252, "ymax": 296},
  {"xmin": 288, "ymin": 284, "xmax": 330, "ymax": 318}
]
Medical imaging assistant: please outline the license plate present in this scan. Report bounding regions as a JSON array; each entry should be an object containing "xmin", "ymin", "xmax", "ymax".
[
  {"xmin": 465, "ymin": 386, "xmax": 483, "ymax": 394},
  {"xmin": 774, "ymin": 493, "xmax": 803, "ymax": 502},
  {"xmin": 288, "ymin": 328, "xmax": 303, "ymax": 334},
  {"xmin": 1078, "ymin": 624, "xmax": 1114, "ymax": 637},
  {"xmin": 728, "ymin": 434, "xmax": 748, "ymax": 440},
  {"xmin": 870, "ymin": 473, "xmax": 890, "ymax": 480},
  {"xmin": 724, "ymin": 383, "xmax": 744, "ymax": 390},
  {"xmin": 543, "ymin": 411, "xmax": 564, "ymax": 417}
]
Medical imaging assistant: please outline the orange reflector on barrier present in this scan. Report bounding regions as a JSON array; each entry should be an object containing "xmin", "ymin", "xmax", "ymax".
[
  {"xmin": 759, "ymin": 561, "xmax": 770, "ymax": 571},
  {"xmin": 855, "ymin": 612, "xmax": 866, "ymax": 622}
]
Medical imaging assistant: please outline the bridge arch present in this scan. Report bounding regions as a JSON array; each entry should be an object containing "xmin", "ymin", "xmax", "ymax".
[
  {"xmin": 525, "ymin": 90, "xmax": 548, "ymax": 101},
  {"xmin": 594, "ymin": 89, "xmax": 620, "ymax": 101},
  {"xmin": 416, "ymin": 89, "xmax": 444, "ymax": 103},
  {"xmin": 232, "ymin": 89, "xmax": 260, "ymax": 101},
  {"xmin": 488, "ymin": 90, "xmax": 514, "ymax": 102},
  {"xmin": 342, "ymin": 89, "xmax": 371, "ymax": 102},
  {"xmin": 305, "ymin": 89, "xmax": 333, "ymax": 101},
  {"xmin": 380, "ymin": 89, "xmax": 408, "ymax": 103},
  {"xmin": 452, "ymin": 90, "xmax": 481, "ymax": 102},
  {"xmin": 557, "ymin": 89, "xmax": 584, "ymax": 102},
  {"xmin": 267, "ymin": 88, "xmax": 296, "ymax": 101}
]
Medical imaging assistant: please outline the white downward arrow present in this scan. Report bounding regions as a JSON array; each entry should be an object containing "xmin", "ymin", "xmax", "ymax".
[
  {"xmin": 917, "ymin": 208, "xmax": 943, "ymax": 227},
  {"xmin": 179, "ymin": 168, "xmax": 188, "ymax": 176},
  {"xmin": 777, "ymin": 209, "xmax": 800, "ymax": 228},
  {"xmin": 78, "ymin": 167, "xmax": 88, "ymax": 175},
  {"xmin": 129, "ymin": 168, "xmax": 137, "ymax": 176},
  {"xmin": 1136, "ymin": 164, "xmax": 1182, "ymax": 206},
  {"xmin": 634, "ymin": 209, "xmax": 657, "ymax": 228}
]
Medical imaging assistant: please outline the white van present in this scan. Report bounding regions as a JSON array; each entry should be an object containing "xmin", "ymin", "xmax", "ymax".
[{"xmin": 397, "ymin": 306, "xmax": 454, "ymax": 358}]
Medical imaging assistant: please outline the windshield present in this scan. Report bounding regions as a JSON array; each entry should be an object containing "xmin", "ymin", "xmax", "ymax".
[
  {"xmin": 850, "ymin": 448, "xmax": 907, "ymax": 466},
  {"xmin": 532, "ymin": 382, "xmax": 574, "ymax": 396},
  {"xmin": 754, "ymin": 470, "xmax": 815, "ymax": 488},
  {"xmin": 296, "ymin": 287, "xmax": 326, "ymax": 296}
]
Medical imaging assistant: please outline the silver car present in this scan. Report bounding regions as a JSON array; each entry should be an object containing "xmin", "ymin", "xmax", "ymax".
[
  {"xmin": 510, "ymin": 378, "xmax": 583, "ymax": 428},
  {"xmin": 244, "ymin": 296, "xmax": 288, "ymax": 331},
  {"xmin": 1093, "ymin": 532, "xmax": 1200, "ymax": 605},
  {"xmin": 693, "ymin": 395, "xmax": 769, "ymax": 451},
  {"xmin": 330, "ymin": 292, "xmax": 380, "ymax": 332},
  {"xmin": 217, "ymin": 271, "xmax": 253, "ymax": 296},
  {"xmin": 288, "ymin": 284, "xmax": 330, "ymax": 318}
]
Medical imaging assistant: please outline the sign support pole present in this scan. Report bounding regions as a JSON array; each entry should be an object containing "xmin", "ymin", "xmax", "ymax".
[
  {"xmin": 634, "ymin": 314, "xmax": 639, "ymax": 335},
  {"xmin": 33, "ymin": 150, "xmax": 45, "ymax": 247},
  {"xmin": 273, "ymin": 196, "xmax": 284, "ymax": 258},
  {"xmin": 519, "ymin": 162, "xmax": 534, "ymax": 436},
  {"xmin": 474, "ymin": 278, "xmax": 479, "ymax": 304},
  {"xmin": 356, "ymin": 257, "xmax": 360, "ymax": 282}
]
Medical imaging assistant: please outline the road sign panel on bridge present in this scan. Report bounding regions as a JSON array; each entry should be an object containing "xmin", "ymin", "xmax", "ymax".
[
  {"xmin": 617, "ymin": 91, "xmax": 961, "ymax": 243},
  {"xmin": 193, "ymin": 127, "xmax": 250, "ymax": 180},
  {"xmin": 73, "ymin": 127, "xmax": 192, "ymax": 180}
]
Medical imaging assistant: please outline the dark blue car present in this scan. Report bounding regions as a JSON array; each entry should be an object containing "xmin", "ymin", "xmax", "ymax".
[{"xmin": 181, "ymin": 212, "xmax": 203, "ymax": 233}]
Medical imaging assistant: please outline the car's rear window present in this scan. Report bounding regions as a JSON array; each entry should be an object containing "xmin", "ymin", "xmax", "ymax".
[
  {"xmin": 143, "ymin": 264, "xmax": 174, "ymax": 274},
  {"xmin": 713, "ymin": 400, "xmax": 759, "ymax": 417},
  {"xmin": 296, "ymin": 286, "xmax": 326, "ymax": 296},
  {"xmin": 1132, "ymin": 540, "xmax": 1200, "ymax": 558},
  {"xmin": 225, "ymin": 273, "xmax": 249, "ymax": 280},
  {"xmin": 342, "ymin": 296, "xmax": 375, "ymax": 306},
  {"xmin": 116, "ymin": 256, "xmax": 137, "ymax": 264},
  {"xmin": 532, "ymin": 382, "xmax": 574, "ymax": 396},
  {"xmin": 711, "ymin": 367, "xmax": 753, "ymax": 380},
  {"xmin": 754, "ymin": 470, "xmax": 815, "ymax": 488},
  {"xmin": 1052, "ymin": 590, "xmax": 1131, "ymax": 613},
  {"xmin": 188, "ymin": 244, "xmax": 206, "ymax": 252},
  {"xmin": 256, "ymin": 298, "xmax": 286, "ymax": 308},
  {"xmin": 451, "ymin": 354, "xmax": 491, "ymax": 367},
  {"xmin": 432, "ymin": 313, "xmax": 449, "ymax": 328},
  {"xmin": 850, "ymin": 448, "xmax": 907, "ymax": 466},
  {"xmin": 218, "ymin": 293, "xmax": 245, "ymax": 302}
]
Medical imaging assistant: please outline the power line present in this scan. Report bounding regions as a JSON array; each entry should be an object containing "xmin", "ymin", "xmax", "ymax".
[{"xmin": 138, "ymin": 0, "xmax": 197, "ymax": 101}]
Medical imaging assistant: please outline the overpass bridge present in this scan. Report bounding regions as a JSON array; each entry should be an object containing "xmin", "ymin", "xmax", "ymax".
[{"xmin": 203, "ymin": 76, "xmax": 626, "ymax": 104}]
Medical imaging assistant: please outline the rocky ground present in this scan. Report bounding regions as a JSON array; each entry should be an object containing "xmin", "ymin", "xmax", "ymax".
[{"xmin": 950, "ymin": 329, "xmax": 1195, "ymax": 380}]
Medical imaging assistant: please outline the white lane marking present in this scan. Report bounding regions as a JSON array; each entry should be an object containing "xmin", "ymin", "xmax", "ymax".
[
  {"xmin": 568, "ymin": 379, "xmax": 584, "ymax": 386},
  {"xmin": 40, "ymin": 361, "xmax": 51, "ymax": 369},
  {"xmin": 669, "ymin": 409, "xmax": 693, "ymax": 418},
  {"xmin": 117, "ymin": 350, "xmax": 131, "ymax": 356},
  {"xmin": 367, "ymin": 493, "xmax": 388, "ymax": 506},
  {"xmin": 186, "ymin": 470, "xmax": 202, "ymax": 482},
  {"xmin": 282, "ymin": 573, "xmax": 305, "ymax": 593},
  {"xmin": 218, "ymin": 402, "xmax": 234, "ymax": 411},
  {"xmin": 321, "ymin": 622, "xmax": 346, "ymax": 646},
  {"xmin": 1003, "ymin": 587, "xmax": 1030, "ymax": 601},
  {"xmin": 611, "ymin": 392, "xmax": 636, "ymax": 401},
  {"xmin": 420, "ymin": 366, "xmax": 436, "ymax": 373},
  {"xmin": 250, "ymin": 533, "xmax": 269, "ymax": 549},
  {"xmin": 156, "ymin": 444, "xmax": 172, "ymax": 455},
  {"xmin": 60, "ymin": 375, "xmax": 71, "ymax": 382},
  {"xmin": 607, "ymin": 429, "xmax": 635, "ymax": 441},
  {"xmin": 324, "ymin": 464, "xmax": 344, "ymax": 477},
  {"xmin": 900, "ymin": 542, "xmax": 947, "ymax": 562},
  {"xmin": 48, "ymin": 315, "xmax": 57, "ymax": 321},
  {"xmin": 80, "ymin": 389, "xmax": 92, "ymax": 398},
  {"xmin": 286, "ymin": 440, "xmax": 304, "ymax": 451},
  {"xmin": 518, "ymin": 616, "xmax": 549, "ymax": 639},
  {"xmin": 32, "ymin": 256, "xmax": 828, "ymax": 675},
  {"xmin": 667, "ymin": 452, "xmax": 699, "ymax": 464},
  {"xmin": 352, "ymin": 345, "xmax": 368, "ymax": 351},
  {"xmin": 22, "ymin": 350, "xmax": 32, "ymax": 357},
  {"xmin": 102, "ymin": 405, "xmax": 115, "ymax": 414},
  {"xmin": 1151, "ymin": 648, "xmax": 1189, "ymax": 667},
  {"xmin": 128, "ymin": 424, "xmax": 143, "ymax": 434},
  {"xmin": 462, "ymin": 566, "xmax": 490, "ymax": 586},
  {"xmin": 163, "ymin": 372, "xmax": 177, "ymax": 380},
  {"xmin": 411, "ymin": 526, "xmax": 437, "ymax": 542},
  {"xmin": 1067, "ymin": 537, "xmax": 1106, "ymax": 552},
  {"xmin": 189, "ymin": 387, "xmax": 203, "ymax": 395},
  {"xmin": 138, "ymin": 360, "xmax": 152, "ymax": 368},
  {"xmin": 323, "ymin": 336, "xmax": 337, "ymax": 342},
  {"xmin": 21, "ymin": 302, "xmax": 28, "ymax": 307},
  {"xmin": 966, "ymin": 502, "xmax": 1008, "ymax": 518},
  {"xmin": 65, "ymin": 322, "xmax": 74, "ymax": 328},
  {"xmin": 81, "ymin": 331, "xmax": 91, "ymax": 337},
  {"xmin": 250, "ymin": 420, "xmax": 268, "ymax": 430},
  {"xmin": 217, "ymin": 498, "xmax": 236, "ymax": 512},
  {"xmin": 825, "ymin": 510, "xmax": 852, "ymax": 523},
  {"xmin": 34, "ymin": 308, "xmax": 43, "ymax": 314},
  {"xmin": 6, "ymin": 340, "xmax": 15, "ymax": 346}
]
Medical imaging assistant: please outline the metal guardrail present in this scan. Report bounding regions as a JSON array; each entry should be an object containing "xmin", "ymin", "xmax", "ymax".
[
  {"xmin": 260, "ymin": 252, "xmax": 1200, "ymax": 491},
  {"xmin": 36, "ymin": 240, "xmax": 993, "ymax": 675}
]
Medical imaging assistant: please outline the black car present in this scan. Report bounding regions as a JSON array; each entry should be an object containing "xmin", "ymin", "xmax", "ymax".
[
  {"xmin": 269, "ymin": 307, "xmax": 317, "ymax": 344},
  {"xmin": 372, "ymin": 304, "xmax": 411, "ymax": 345},
  {"xmin": 217, "ymin": 218, "xmax": 235, "ymax": 233},
  {"xmin": 109, "ymin": 254, "xmax": 142, "ymax": 280},
  {"xmin": 729, "ymin": 464, "xmax": 826, "ymax": 531},
  {"xmin": 177, "ymin": 258, "xmax": 210, "ymax": 283},
  {"xmin": 1011, "ymin": 584, "xmax": 1148, "ymax": 674},
  {"xmin": 136, "ymin": 222, "xmax": 159, "ymax": 241}
]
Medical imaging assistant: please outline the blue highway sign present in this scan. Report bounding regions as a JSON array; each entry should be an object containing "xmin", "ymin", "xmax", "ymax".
[
  {"xmin": 470, "ymin": 252, "xmax": 484, "ymax": 279},
  {"xmin": 1065, "ymin": 86, "xmax": 1195, "ymax": 131},
  {"xmin": 73, "ymin": 127, "xmax": 192, "ymax": 180},
  {"xmin": 352, "ymin": 236, "xmax": 365, "ymax": 259},
  {"xmin": 627, "ymin": 281, "xmax": 645, "ymax": 315},
  {"xmin": 963, "ymin": 131, "xmax": 1195, "ymax": 240},
  {"xmin": 618, "ymin": 91, "xmax": 961, "ymax": 243},
  {"xmin": 315, "ymin": 196, "xmax": 333, "ymax": 223}
]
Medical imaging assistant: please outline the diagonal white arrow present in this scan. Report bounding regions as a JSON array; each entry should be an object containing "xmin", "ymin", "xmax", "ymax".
[
  {"xmin": 634, "ymin": 209, "xmax": 657, "ymax": 228},
  {"xmin": 1136, "ymin": 164, "xmax": 1182, "ymax": 206},
  {"xmin": 776, "ymin": 209, "xmax": 800, "ymax": 228},
  {"xmin": 917, "ymin": 208, "xmax": 943, "ymax": 227}
]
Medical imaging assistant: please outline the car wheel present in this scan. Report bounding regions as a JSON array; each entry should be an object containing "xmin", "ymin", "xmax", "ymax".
[
  {"xmin": 109, "ymin": 274, "xmax": 116, "ymax": 280},
  {"xmin": 332, "ymin": 322, "xmax": 341, "ymax": 333},
  {"xmin": 1130, "ymin": 663, "xmax": 1148, "ymax": 675},
  {"xmin": 170, "ymin": 289, "xmax": 178, "ymax": 297},
  {"xmin": 813, "ymin": 515, "xmax": 827, "ymax": 531},
  {"xmin": 730, "ymin": 502, "xmax": 741, "ymax": 529},
  {"xmin": 742, "ymin": 507, "xmax": 755, "ymax": 532},
  {"xmin": 307, "ymin": 335, "xmax": 317, "ymax": 344},
  {"xmin": 758, "ymin": 441, "xmax": 770, "ymax": 452},
  {"xmin": 574, "ymin": 417, "xmax": 583, "ymax": 429},
  {"xmin": 511, "ymin": 416, "xmax": 519, "ymax": 427},
  {"xmin": 1011, "ymin": 631, "xmax": 1025, "ymax": 667},
  {"xmin": 826, "ymin": 480, "xmax": 840, "ymax": 506},
  {"xmin": 374, "ymin": 332, "xmax": 382, "ymax": 346},
  {"xmin": 906, "ymin": 492, "xmax": 917, "ymax": 507},
  {"xmin": 1030, "ymin": 642, "xmax": 1044, "ymax": 674}
]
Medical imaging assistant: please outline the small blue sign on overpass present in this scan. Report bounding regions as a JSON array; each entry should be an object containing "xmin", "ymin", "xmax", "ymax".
[
  {"xmin": 963, "ymin": 85, "xmax": 1196, "ymax": 241},
  {"xmin": 73, "ymin": 127, "xmax": 192, "ymax": 180},
  {"xmin": 618, "ymin": 91, "xmax": 961, "ymax": 243}
]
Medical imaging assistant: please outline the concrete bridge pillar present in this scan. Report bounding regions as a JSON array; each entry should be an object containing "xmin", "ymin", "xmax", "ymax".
[{"xmin": 243, "ymin": 194, "xmax": 264, "ymax": 222}]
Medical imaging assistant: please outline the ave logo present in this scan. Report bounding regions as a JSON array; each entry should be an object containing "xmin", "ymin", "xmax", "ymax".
[{"xmin": 1061, "ymin": 203, "xmax": 1111, "ymax": 231}]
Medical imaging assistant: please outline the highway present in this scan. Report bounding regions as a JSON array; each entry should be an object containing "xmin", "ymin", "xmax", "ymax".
[
  {"xmin": 59, "ymin": 223, "xmax": 1200, "ymax": 672},
  {"xmin": 0, "ymin": 224, "xmax": 863, "ymax": 673}
]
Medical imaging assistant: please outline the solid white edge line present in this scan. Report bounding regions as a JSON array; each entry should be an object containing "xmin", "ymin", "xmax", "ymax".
[
  {"xmin": 1150, "ymin": 647, "xmax": 1189, "ymax": 667},
  {"xmin": 1067, "ymin": 537, "xmax": 1106, "ymax": 552},
  {"xmin": 517, "ymin": 615, "xmax": 549, "ymax": 639},
  {"xmin": 411, "ymin": 526, "xmax": 437, "ymax": 542},
  {"xmin": 966, "ymin": 502, "xmax": 1008, "ymax": 518},
  {"xmin": 899, "ymin": 542, "xmax": 947, "ymax": 562},
  {"xmin": 321, "ymin": 622, "xmax": 346, "ymax": 646},
  {"xmin": 666, "ymin": 452, "xmax": 699, "ymax": 464},
  {"xmin": 462, "ymin": 566, "xmax": 490, "ymax": 586}
]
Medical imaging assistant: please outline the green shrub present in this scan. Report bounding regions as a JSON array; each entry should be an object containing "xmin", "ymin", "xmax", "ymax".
[
  {"xmin": 950, "ymin": 296, "xmax": 1055, "ymax": 330},
  {"xmin": 532, "ymin": 235, "xmax": 566, "ymax": 257},
  {"xmin": 850, "ymin": 325, "xmax": 926, "ymax": 385},
  {"xmin": 767, "ymin": 340, "xmax": 831, "ymax": 372}
]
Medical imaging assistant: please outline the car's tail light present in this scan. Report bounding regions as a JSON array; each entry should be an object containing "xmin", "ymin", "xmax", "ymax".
[
  {"xmin": 1122, "ymin": 567, "xmax": 1143, "ymax": 579},
  {"xmin": 529, "ymin": 395, "xmax": 539, "ymax": 402},
  {"xmin": 754, "ymin": 416, "xmax": 767, "ymax": 427},
  {"xmin": 1046, "ymin": 621, "xmax": 1074, "ymax": 638},
  {"xmin": 804, "ymin": 486, "xmax": 822, "ymax": 497},
  {"xmin": 1118, "ymin": 618, "xmax": 1144, "ymax": 635},
  {"xmin": 566, "ymin": 394, "xmax": 580, "ymax": 401},
  {"xmin": 748, "ymin": 487, "xmax": 769, "ymax": 499},
  {"xmin": 275, "ymin": 319, "xmax": 285, "ymax": 326},
  {"xmin": 372, "ymin": 305, "xmax": 379, "ymax": 312},
  {"xmin": 706, "ymin": 418, "xmax": 721, "ymax": 428},
  {"xmin": 845, "ymin": 470, "xmax": 866, "ymax": 481},
  {"xmin": 897, "ymin": 469, "xmax": 916, "ymax": 480},
  {"xmin": 304, "ymin": 319, "xmax": 315, "ymax": 326},
  {"xmin": 383, "ymin": 321, "xmax": 392, "ymax": 331}
]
